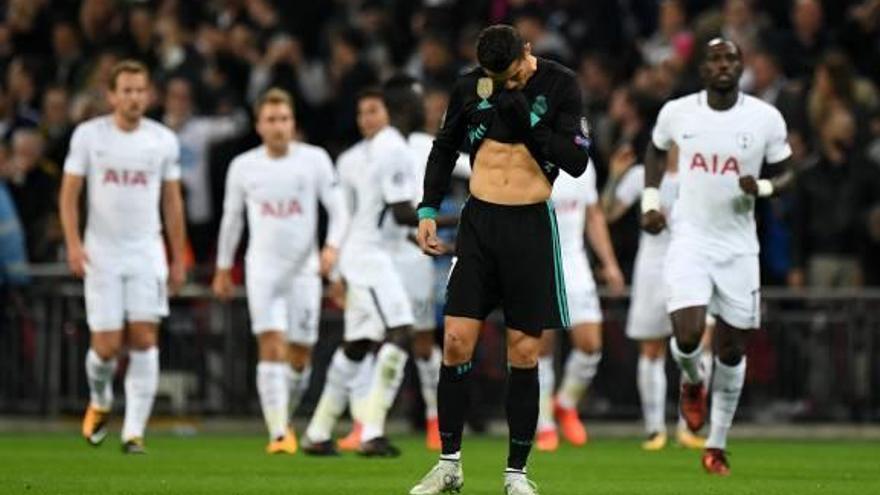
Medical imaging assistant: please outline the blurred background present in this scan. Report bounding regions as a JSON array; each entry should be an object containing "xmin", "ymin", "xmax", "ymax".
[{"xmin": 0, "ymin": 0, "xmax": 878, "ymax": 432}]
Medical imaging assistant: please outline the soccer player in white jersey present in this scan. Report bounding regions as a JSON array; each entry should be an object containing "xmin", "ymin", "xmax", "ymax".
[
  {"xmin": 212, "ymin": 88, "xmax": 348, "ymax": 454},
  {"xmin": 59, "ymin": 60, "xmax": 187, "ymax": 454},
  {"xmin": 603, "ymin": 150, "xmax": 711, "ymax": 451},
  {"xmin": 535, "ymin": 161, "xmax": 625, "ymax": 451},
  {"xmin": 336, "ymin": 76, "xmax": 467, "ymax": 453},
  {"xmin": 302, "ymin": 87, "xmax": 427, "ymax": 457},
  {"xmin": 641, "ymin": 39, "xmax": 794, "ymax": 475}
]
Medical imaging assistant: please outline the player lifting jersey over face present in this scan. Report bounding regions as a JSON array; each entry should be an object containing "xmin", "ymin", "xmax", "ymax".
[{"xmin": 410, "ymin": 25, "xmax": 591, "ymax": 495}]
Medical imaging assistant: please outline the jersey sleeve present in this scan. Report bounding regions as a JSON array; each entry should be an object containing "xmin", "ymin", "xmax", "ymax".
[
  {"xmin": 764, "ymin": 107, "xmax": 792, "ymax": 164},
  {"xmin": 381, "ymin": 146, "xmax": 416, "ymax": 205},
  {"xmin": 215, "ymin": 160, "xmax": 246, "ymax": 269},
  {"xmin": 316, "ymin": 150, "xmax": 350, "ymax": 248},
  {"xmin": 651, "ymin": 101, "xmax": 676, "ymax": 151},
  {"xmin": 162, "ymin": 132, "xmax": 183, "ymax": 181},
  {"xmin": 615, "ymin": 165, "xmax": 646, "ymax": 208},
  {"xmin": 63, "ymin": 125, "xmax": 90, "ymax": 176}
]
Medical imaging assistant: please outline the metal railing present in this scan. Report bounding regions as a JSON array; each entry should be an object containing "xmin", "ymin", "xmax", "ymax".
[{"xmin": 1, "ymin": 266, "xmax": 878, "ymax": 423}]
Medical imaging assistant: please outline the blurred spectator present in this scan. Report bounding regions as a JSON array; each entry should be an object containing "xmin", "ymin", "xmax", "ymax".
[
  {"xmin": 39, "ymin": 86, "xmax": 74, "ymax": 167},
  {"xmin": 640, "ymin": 0, "xmax": 694, "ymax": 70},
  {"xmin": 1, "ymin": 129, "xmax": 61, "ymax": 262},
  {"xmin": 807, "ymin": 51, "xmax": 878, "ymax": 143},
  {"xmin": 50, "ymin": 21, "xmax": 87, "ymax": 89},
  {"xmin": 161, "ymin": 77, "xmax": 247, "ymax": 262},
  {"xmin": 423, "ymin": 86, "xmax": 450, "ymax": 137},
  {"xmin": 789, "ymin": 108, "xmax": 876, "ymax": 288},
  {"xmin": 512, "ymin": 5, "xmax": 574, "ymax": 66},
  {"xmin": 0, "ymin": 178, "xmax": 28, "ymax": 286},
  {"xmin": 767, "ymin": 0, "xmax": 832, "ymax": 81}
]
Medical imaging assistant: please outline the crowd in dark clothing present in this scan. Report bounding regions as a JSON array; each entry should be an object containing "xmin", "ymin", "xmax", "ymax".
[{"xmin": 0, "ymin": 0, "xmax": 878, "ymax": 288}]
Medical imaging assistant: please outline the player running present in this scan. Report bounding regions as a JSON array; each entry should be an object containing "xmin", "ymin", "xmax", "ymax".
[
  {"xmin": 60, "ymin": 60, "xmax": 187, "ymax": 454},
  {"xmin": 410, "ymin": 25, "xmax": 591, "ymax": 495},
  {"xmin": 641, "ymin": 39, "xmax": 794, "ymax": 475},
  {"xmin": 535, "ymin": 160, "xmax": 625, "ymax": 452},
  {"xmin": 602, "ymin": 149, "xmax": 711, "ymax": 451},
  {"xmin": 212, "ymin": 88, "xmax": 348, "ymax": 454},
  {"xmin": 301, "ymin": 86, "xmax": 428, "ymax": 457},
  {"xmin": 336, "ymin": 76, "xmax": 466, "ymax": 453}
]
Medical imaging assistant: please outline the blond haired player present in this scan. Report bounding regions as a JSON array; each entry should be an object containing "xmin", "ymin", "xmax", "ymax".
[
  {"xmin": 212, "ymin": 88, "xmax": 348, "ymax": 454},
  {"xmin": 60, "ymin": 60, "xmax": 187, "ymax": 454}
]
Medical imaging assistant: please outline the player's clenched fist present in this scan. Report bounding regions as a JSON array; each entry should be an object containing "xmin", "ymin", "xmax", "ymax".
[
  {"xmin": 417, "ymin": 218, "xmax": 444, "ymax": 256},
  {"xmin": 738, "ymin": 175, "xmax": 759, "ymax": 196},
  {"xmin": 641, "ymin": 210, "xmax": 667, "ymax": 234},
  {"xmin": 212, "ymin": 269, "xmax": 235, "ymax": 302}
]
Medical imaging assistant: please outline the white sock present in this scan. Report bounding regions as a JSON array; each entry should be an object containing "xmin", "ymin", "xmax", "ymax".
[
  {"xmin": 537, "ymin": 355, "xmax": 556, "ymax": 431},
  {"xmin": 415, "ymin": 346, "xmax": 441, "ymax": 420},
  {"xmin": 361, "ymin": 343, "xmax": 408, "ymax": 442},
  {"xmin": 121, "ymin": 347, "xmax": 159, "ymax": 442},
  {"xmin": 670, "ymin": 338, "xmax": 704, "ymax": 384},
  {"xmin": 287, "ymin": 364, "xmax": 312, "ymax": 419},
  {"xmin": 706, "ymin": 357, "xmax": 746, "ymax": 450},
  {"xmin": 556, "ymin": 350, "xmax": 601, "ymax": 410},
  {"xmin": 637, "ymin": 355, "xmax": 667, "ymax": 435},
  {"xmin": 700, "ymin": 351, "xmax": 714, "ymax": 386},
  {"xmin": 257, "ymin": 361, "xmax": 290, "ymax": 440},
  {"xmin": 305, "ymin": 348, "xmax": 359, "ymax": 442},
  {"xmin": 349, "ymin": 353, "xmax": 375, "ymax": 424},
  {"xmin": 86, "ymin": 348, "xmax": 117, "ymax": 410}
]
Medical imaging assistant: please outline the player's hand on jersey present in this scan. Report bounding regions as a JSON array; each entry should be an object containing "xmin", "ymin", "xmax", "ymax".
[
  {"xmin": 66, "ymin": 244, "xmax": 89, "ymax": 278},
  {"xmin": 319, "ymin": 245, "xmax": 338, "ymax": 277},
  {"xmin": 417, "ymin": 218, "xmax": 444, "ymax": 256},
  {"xmin": 641, "ymin": 210, "xmax": 667, "ymax": 235},
  {"xmin": 495, "ymin": 90, "xmax": 532, "ymax": 134},
  {"xmin": 329, "ymin": 278, "xmax": 346, "ymax": 309},
  {"xmin": 602, "ymin": 264, "xmax": 626, "ymax": 295},
  {"xmin": 168, "ymin": 260, "xmax": 186, "ymax": 295},
  {"xmin": 738, "ymin": 175, "xmax": 760, "ymax": 196},
  {"xmin": 212, "ymin": 269, "xmax": 235, "ymax": 302}
]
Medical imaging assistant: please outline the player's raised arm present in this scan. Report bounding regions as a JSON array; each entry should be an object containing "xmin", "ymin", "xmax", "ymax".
[
  {"xmin": 213, "ymin": 161, "xmax": 246, "ymax": 301},
  {"xmin": 499, "ymin": 74, "xmax": 591, "ymax": 178}
]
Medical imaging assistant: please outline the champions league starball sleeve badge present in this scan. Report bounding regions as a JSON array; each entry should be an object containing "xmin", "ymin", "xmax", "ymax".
[{"xmin": 477, "ymin": 77, "xmax": 493, "ymax": 100}]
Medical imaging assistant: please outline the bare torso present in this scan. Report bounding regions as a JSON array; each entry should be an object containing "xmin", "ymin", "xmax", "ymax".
[{"xmin": 470, "ymin": 139, "xmax": 551, "ymax": 204}]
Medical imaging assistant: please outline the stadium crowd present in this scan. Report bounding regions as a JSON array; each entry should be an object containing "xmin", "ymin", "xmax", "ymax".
[{"xmin": 1, "ymin": 0, "xmax": 879, "ymax": 288}]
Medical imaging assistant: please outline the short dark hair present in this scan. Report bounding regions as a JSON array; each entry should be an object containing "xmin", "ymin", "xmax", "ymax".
[
  {"xmin": 383, "ymin": 74, "xmax": 425, "ymax": 135},
  {"xmin": 476, "ymin": 25, "xmax": 525, "ymax": 74},
  {"xmin": 356, "ymin": 87, "xmax": 385, "ymax": 105}
]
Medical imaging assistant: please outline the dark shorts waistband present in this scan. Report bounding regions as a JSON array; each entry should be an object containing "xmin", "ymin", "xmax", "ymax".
[{"xmin": 467, "ymin": 195, "xmax": 550, "ymax": 211}]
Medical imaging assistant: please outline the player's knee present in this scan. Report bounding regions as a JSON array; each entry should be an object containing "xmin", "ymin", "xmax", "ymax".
[
  {"xmin": 507, "ymin": 337, "xmax": 540, "ymax": 368},
  {"xmin": 640, "ymin": 340, "xmax": 666, "ymax": 360},
  {"xmin": 92, "ymin": 340, "xmax": 122, "ymax": 360},
  {"xmin": 716, "ymin": 344, "xmax": 745, "ymax": 367},
  {"xmin": 287, "ymin": 344, "xmax": 312, "ymax": 371},
  {"xmin": 127, "ymin": 328, "xmax": 158, "ymax": 351},
  {"xmin": 442, "ymin": 330, "xmax": 473, "ymax": 365},
  {"xmin": 343, "ymin": 339, "xmax": 374, "ymax": 362}
]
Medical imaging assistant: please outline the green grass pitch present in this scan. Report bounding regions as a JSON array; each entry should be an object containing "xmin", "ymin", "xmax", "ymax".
[{"xmin": 1, "ymin": 433, "xmax": 877, "ymax": 494}]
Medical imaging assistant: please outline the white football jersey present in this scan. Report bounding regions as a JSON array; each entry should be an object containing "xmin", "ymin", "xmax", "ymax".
[
  {"xmin": 64, "ymin": 116, "xmax": 180, "ymax": 258},
  {"xmin": 551, "ymin": 162, "xmax": 598, "ymax": 256},
  {"xmin": 216, "ymin": 142, "xmax": 346, "ymax": 270},
  {"xmin": 652, "ymin": 91, "xmax": 791, "ymax": 258},
  {"xmin": 337, "ymin": 126, "xmax": 417, "ymax": 284}
]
